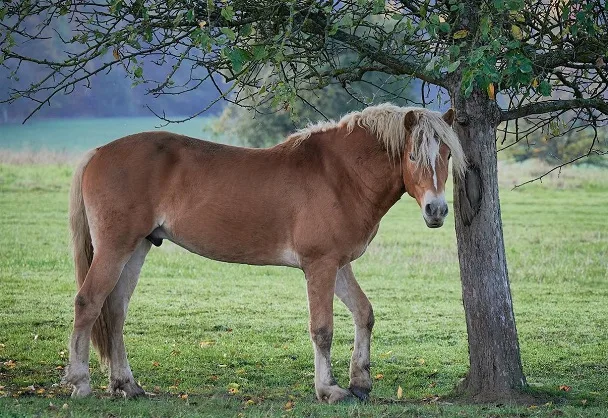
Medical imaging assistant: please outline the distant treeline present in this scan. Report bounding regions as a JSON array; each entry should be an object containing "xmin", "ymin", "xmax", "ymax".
[{"xmin": 0, "ymin": 14, "xmax": 225, "ymax": 124}]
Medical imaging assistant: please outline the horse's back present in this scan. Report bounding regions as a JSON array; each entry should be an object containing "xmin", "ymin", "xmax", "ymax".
[{"xmin": 81, "ymin": 132, "xmax": 304, "ymax": 265}]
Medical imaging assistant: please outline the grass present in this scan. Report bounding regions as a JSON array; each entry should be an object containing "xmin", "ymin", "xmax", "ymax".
[{"xmin": 0, "ymin": 160, "xmax": 607, "ymax": 417}]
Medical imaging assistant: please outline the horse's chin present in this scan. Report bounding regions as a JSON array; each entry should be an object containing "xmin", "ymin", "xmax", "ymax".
[{"xmin": 424, "ymin": 219, "xmax": 444, "ymax": 228}]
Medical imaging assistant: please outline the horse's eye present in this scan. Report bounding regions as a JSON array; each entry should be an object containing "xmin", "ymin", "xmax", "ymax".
[{"xmin": 409, "ymin": 153, "xmax": 416, "ymax": 162}]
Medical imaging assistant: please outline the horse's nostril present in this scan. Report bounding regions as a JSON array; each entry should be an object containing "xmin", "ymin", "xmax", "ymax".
[
  {"xmin": 425, "ymin": 203, "xmax": 433, "ymax": 216},
  {"xmin": 441, "ymin": 205, "xmax": 448, "ymax": 217}
]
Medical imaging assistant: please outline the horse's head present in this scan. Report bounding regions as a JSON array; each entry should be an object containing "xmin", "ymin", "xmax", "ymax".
[{"xmin": 402, "ymin": 109, "xmax": 463, "ymax": 228}]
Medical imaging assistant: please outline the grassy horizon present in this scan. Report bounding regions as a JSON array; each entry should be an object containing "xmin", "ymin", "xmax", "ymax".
[{"xmin": 0, "ymin": 161, "xmax": 607, "ymax": 417}]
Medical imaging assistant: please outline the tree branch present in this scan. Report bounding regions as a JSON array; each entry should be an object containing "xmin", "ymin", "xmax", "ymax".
[{"xmin": 501, "ymin": 98, "xmax": 608, "ymax": 121}]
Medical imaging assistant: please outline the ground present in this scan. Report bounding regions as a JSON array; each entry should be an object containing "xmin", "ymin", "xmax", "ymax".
[{"xmin": 0, "ymin": 161, "xmax": 607, "ymax": 417}]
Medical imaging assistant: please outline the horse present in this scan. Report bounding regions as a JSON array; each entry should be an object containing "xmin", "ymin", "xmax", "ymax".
[{"xmin": 64, "ymin": 103, "xmax": 466, "ymax": 403}]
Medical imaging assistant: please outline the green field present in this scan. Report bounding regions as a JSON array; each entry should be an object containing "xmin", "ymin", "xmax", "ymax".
[{"xmin": 0, "ymin": 161, "xmax": 607, "ymax": 417}]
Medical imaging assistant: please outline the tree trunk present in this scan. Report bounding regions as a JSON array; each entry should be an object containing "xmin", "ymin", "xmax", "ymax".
[{"xmin": 449, "ymin": 87, "xmax": 527, "ymax": 402}]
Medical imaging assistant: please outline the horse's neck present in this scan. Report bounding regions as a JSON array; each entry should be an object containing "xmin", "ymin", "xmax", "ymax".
[{"xmin": 327, "ymin": 126, "xmax": 405, "ymax": 221}]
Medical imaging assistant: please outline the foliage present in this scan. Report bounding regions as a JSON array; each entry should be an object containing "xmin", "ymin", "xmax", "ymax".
[
  {"xmin": 217, "ymin": 73, "xmax": 417, "ymax": 147},
  {"xmin": 1, "ymin": 1, "xmax": 607, "ymax": 131},
  {"xmin": 1, "ymin": 163, "xmax": 607, "ymax": 415}
]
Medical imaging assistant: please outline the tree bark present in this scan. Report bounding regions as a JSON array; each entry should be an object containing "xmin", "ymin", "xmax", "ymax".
[{"xmin": 449, "ymin": 86, "xmax": 528, "ymax": 402}]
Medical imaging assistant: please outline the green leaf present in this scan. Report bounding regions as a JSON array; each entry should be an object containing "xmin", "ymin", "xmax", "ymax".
[
  {"xmin": 539, "ymin": 80, "xmax": 552, "ymax": 96},
  {"xmin": 220, "ymin": 27, "xmax": 236, "ymax": 41},
  {"xmin": 134, "ymin": 66, "xmax": 143, "ymax": 78},
  {"xmin": 240, "ymin": 24, "xmax": 252, "ymax": 37},
  {"xmin": 391, "ymin": 13, "xmax": 402, "ymax": 20},
  {"xmin": 506, "ymin": 0, "xmax": 524, "ymax": 11},
  {"xmin": 492, "ymin": 0, "xmax": 505, "ymax": 10},
  {"xmin": 447, "ymin": 59, "xmax": 461, "ymax": 73},
  {"xmin": 143, "ymin": 27, "xmax": 153, "ymax": 43},
  {"xmin": 186, "ymin": 8, "xmax": 195, "ymax": 22},
  {"xmin": 252, "ymin": 45, "xmax": 268, "ymax": 60},
  {"xmin": 439, "ymin": 22, "xmax": 450, "ymax": 33},
  {"xmin": 519, "ymin": 61, "xmax": 532, "ymax": 73},
  {"xmin": 449, "ymin": 44, "xmax": 461, "ymax": 58},
  {"xmin": 221, "ymin": 6, "xmax": 234, "ymax": 21},
  {"xmin": 226, "ymin": 47, "xmax": 250, "ymax": 73}
]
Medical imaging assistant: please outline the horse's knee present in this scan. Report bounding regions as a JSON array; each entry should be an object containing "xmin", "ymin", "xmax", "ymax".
[
  {"xmin": 73, "ymin": 294, "xmax": 102, "ymax": 326},
  {"xmin": 311, "ymin": 326, "xmax": 333, "ymax": 351}
]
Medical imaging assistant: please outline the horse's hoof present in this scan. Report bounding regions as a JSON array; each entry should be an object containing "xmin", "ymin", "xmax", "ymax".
[
  {"xmin": 110, "ymin": 380, "xmax": 146, "ymax": 398},
  {"xmin": 317, "ymin": 385, "xmax": 353, "ymax": 404},
  {"xmin": 349, "ymin": 385, "xmax": 371, "ymax": 401},
  {"xmin": 71, "ymin": 385, "xmax": 92, "ymax": 398}
]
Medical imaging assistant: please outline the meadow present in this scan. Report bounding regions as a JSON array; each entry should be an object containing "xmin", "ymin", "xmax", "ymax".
[{"xmin": 0, "ymin": 141, "xmax": 607, "ymax": 416}]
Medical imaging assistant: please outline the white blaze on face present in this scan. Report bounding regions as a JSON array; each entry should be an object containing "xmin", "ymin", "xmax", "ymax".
[{"xmin": 428, "ymin": 139, "xmax": 440, "ymax": 191}]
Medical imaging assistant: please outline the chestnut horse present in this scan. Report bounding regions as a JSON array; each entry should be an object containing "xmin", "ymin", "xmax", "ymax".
[{"xmin": 64, "ymin": 104, "xmax": 466, "ymax": 402}]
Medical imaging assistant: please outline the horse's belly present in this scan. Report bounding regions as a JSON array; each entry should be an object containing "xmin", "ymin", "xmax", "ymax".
[{"xmin": 157, "ymin": 216, "xmax": 299, "ymax": 267}]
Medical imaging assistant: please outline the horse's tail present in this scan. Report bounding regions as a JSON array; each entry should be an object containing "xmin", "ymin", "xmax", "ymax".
[{"xmin": 69, "ymin": 149, "xmax": 111, "ymax": 362}]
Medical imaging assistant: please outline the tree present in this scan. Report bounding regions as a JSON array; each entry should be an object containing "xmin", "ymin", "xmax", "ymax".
[{"xmin": 2, "ymin": 0, "xmax": 607, "ymax": 403}]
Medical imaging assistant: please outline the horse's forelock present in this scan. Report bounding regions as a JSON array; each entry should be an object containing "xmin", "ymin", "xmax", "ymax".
[{"xmin": 410, "ymin": 110, "xmax": 467, "ymax": 178}]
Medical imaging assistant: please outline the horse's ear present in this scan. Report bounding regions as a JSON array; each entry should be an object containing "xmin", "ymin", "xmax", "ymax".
[
  {"xmin": 404, "ymin": 111, "xmax": 418, "ymax": 131},
  {"xmin": 442, "ymin": 109, "xmax": 455, "ymax": 126}
]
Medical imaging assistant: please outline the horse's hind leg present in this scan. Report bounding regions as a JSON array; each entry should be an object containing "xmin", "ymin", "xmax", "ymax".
[
  {"xmin": 65, "ymin": 242, "xmax": 138, "ymax": 397},
  {"xmin": 106, "ymin": 240, "xmax": 151, "ymax": 397},
  {"xmin": 304, "ymin": 260, "xmax": 352, "ymax": 403},
  {"xmin": 335, "ymin": 263, "xmax": 374, "ymax": 401}
]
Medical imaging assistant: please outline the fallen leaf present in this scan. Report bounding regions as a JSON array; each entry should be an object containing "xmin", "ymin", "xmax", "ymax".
[
  {"xmin": 558, "ymin": 385, "xmax": 571, "ymax": 392},
  {"xmin": 4, "ymin": 360, "xmax": 16, "ymax": 369},
  {"xmin": 397, "ymin": 385, "xmax": 403, "ymax": 399},
  {"xmin": 152, "ymin": 361, "xmax": 160, "ymax": 367},
  {"xmin": 62, "ymin": 403, "xmax": 69, "ymax": 410},
  {"xmin": 228, "ymin": 387, "xmax": 239, "ymax": 394},
  {"xmin": 179, "ymin": 393, "xmax": 188, "ymax": 400},
  {"xmin": 417, "ymin": 358, "xmax": 425, "ymax": 365},
  {"xmin": 199, "ymin": 341, "xmax": 214, "ymax": 348},
  {"xmin": 198, "ymin": 21, "xmax": 207, "ymax": 28},
  {"xmin": 374, "ymin": 373, "xmax": 384, "ymax": 380},
  {"xmin": 284, "ymin": 400, "xmax": 294, "ymax": 411},
  {"xmin": 581, "ymin": 399, "xmax": 587, "ymax": 406},
  {"xmin": 36, "ymin": 388, "xmax": 46, "ymax": 394},
  {"xmin": 379, "ymin": 350, "xmax": 393, "ymax": 359}
]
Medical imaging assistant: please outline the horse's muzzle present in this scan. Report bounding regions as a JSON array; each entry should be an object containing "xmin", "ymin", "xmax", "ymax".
[{"xmin": 423, "ymin": 200, "xmax": 448, "ymax": 228}]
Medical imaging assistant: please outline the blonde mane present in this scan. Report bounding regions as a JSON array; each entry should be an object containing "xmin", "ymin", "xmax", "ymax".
[{"xmin": 288, "ymin": 103, "xmax": 467, "ymax": 177}]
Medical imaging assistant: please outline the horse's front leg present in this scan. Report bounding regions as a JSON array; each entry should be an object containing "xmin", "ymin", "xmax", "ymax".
[
  {"xmin": 304, "ymin": 260, "xmax": 352, "ymax": 403},
  {"xmin": 335, "ymin": 263, "xmax": 374, "ymax": 400}
]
